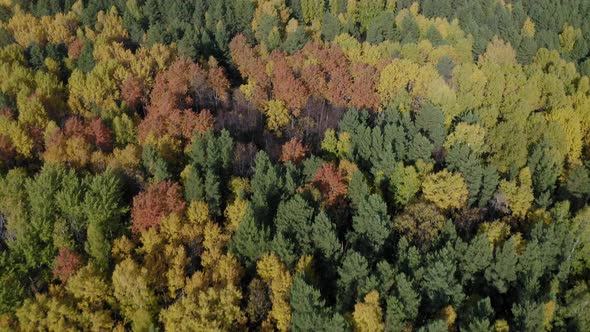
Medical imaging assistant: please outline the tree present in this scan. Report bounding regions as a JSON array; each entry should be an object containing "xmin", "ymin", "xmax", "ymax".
[
  {"xmin": 52, "ymin": 247, "xmax": 81, "ymax": 283},
  {"xmin": 321, "ymin": 12, "xmax": 341, "ymax": 42},
  {"xmin": 400, "ymin": 14, "xmax": 419, "ymax": 44},
  {"xmin": 421, "ymin": 247, "xmax": 464, "ymax": 310},
  {"xmin": 436, "ymin": 55, "xmax": 455, "ymax": 80},
  {"xmin": 314, "ymin": 163, "xmax": 348, "ymax": 207},
  {"xmin": 444, "ymin": 123, "xmax": 487, "ymax": 155},
  {"xmin": 84, "ymin": 171, "xmax": 127, "ymax": 271},
  {"xmin": 142, "ymin": 145, "xmax": 170, "ymax": 181},
  {"xmin": 232, "ymin": 206, "xmax": 270, "ymax": 266},
  {"xmin": 280, "ymin": 137, "xmax": 308, "ymax": 164},
  {"xmin": 349, "ymin": 194, "xmax": 390, "ymax": 254},
  {"xmin": 422, "ymin": 170, "xmax": 468, "ymax": 210},
  {"xmin": 290, "ymin": 276, "xmax": 346, "ymax": 331},
  {"xmin": 112, "ymin": 258, "xmax": 158, "ymax": 331},
  {"xmin": 250, "ymin": 151, "xmax": 283, "ymax": 223},
  {"xmin": 352, "ymin": 290, "xmax": 384, "ymax": 332},
  {"xmin": 274, "ymin": 194, "xmax": 314, "ymax": 257},
  {"xmin": 485, "ymin": 236, "xmax": 519, "ymax": 294},
  {"xmin": 566, "ymin": 164, "xmax": 590, "ymax": 202},
  {"xmin": 337, "ymin": 250, "xmax": 370, "ymax": 310},
  {"xmin": 415, "ymin": 104, "xmax": 446, "ymax": 150},
  {"xmin": 389, "ymin": 162, "xmax": 421, "ymax": 208},
  {"xmin": 257, "ymin": 253, "xmax": 293, "ymax": 332},
  {"xmin": 393, "ymin": 201, "xmax": 446, "ymax": 246},
  {"xmin": 498, "ymin": 167, "xmax": 534, "ymax": 219},
  {"xmin": 311, "ymin": 211, "xmax": 343, "ymax": 261},
  {"xmin": 246, "ymin": 278, "xmax": 272, "ymax": 326},
  {"xmin": 478, "ymin": 37, "xmax": 517, "ymax": 65},
  {"xmin": 131, "ymin": 181, "xmax": 186, "ymax": 233},
  {"xmin": 528, "ymin": 138, "xmax": 562, "ymax": 207}
]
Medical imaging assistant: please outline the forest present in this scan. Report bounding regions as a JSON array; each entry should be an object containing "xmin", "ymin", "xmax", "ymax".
[{"xmin": 0, "ymin": 0, "xmax": 590, "ymax": 331}]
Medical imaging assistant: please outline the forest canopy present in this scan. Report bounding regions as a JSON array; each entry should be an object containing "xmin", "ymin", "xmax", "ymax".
[{"xmin": 1, "ymin": 0, "xmax": 590, "ymax": 331}]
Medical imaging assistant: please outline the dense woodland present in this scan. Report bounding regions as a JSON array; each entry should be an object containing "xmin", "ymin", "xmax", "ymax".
[{"xmin": 0, "ymin": 0, "xmax": 590, "ymax": 331}]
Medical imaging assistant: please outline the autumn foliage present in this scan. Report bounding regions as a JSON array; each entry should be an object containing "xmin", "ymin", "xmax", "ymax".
[
  {"xmin": 43, "ymin": 117, "xmax": 113, "ymax": 168},
  {"xmin": 280, "ymin": 138, "xmax": 308, "ymax": 164},
  {"xmin": 4, "ymin": 2, "xmax": 590, "ymax": 331},
  {"xmin": 53, "ymin": 247, "xmax": 82, "ymax": 282},
  {"xmin": 138, "ymin": 58, "xmax": 218, "ymax": 145},
  {"xmin": 131, "ymin": 181, "xmax": 186, "ymax": 233},
  {"xmin": 313, "ymin": 163, "xmax": 348, "ymax": 206}
]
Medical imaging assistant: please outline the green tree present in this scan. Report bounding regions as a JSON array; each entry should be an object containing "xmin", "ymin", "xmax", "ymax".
[
  {"xmin": 421, "ymin": 247, "xmax": 464, "ymax": 310},
  {"xmin": 142, "ymin": 145, "xmax": 170, "ymax": 181},
  {"xmin": 290, "ymin": 277, "xmax": 346, "ymax": 330},
  {"xmin": 311, "ymin": 211, "xmax": 343, "ymax": 261},
  {"xmin": 274, "ymin": 194, "xmax": 314, "ymax": 255},
  {"xmin": 84, "ymin": 171, "xmax": 127, "ymax": 271},
  {"xmin": 528, "ymin": 138, "xmax": 562, "ymax": 207},
  {"xmin": 322, "ymin": 12, "xmax": 341, "ymax": 42},
  {"xmin": 566, "ymin": 164, "xmax": 590, "ymax": 203},
  {"xmin": 337, "ymin": 250, "xmax": 370, "ymax": 310},
  {"xmin": 251, "ymin": 151, "xmax": 283, "ymax": 223},
  {"xmin": 348, "ymin": 194, "xmax": 391, "ymax": 255},
  {"xmin": 77, "ymin": 41, "xmax": 95, "ymax": 73},
  {"xmin": 201, "ymin": 170, "xmax": 220, "ymax": 212},
  {"xmin": 415, "ymin": 103, "xmax": 446, "ymax": 150},
  {"xmin": 183, "ymin": 165, "xmax": 205, "ymax": 202},
  {"xmin": 485, "ymin": 236, "xmax": 519, "ymax": 294},
  {"xmin": 400, "ymin": 14, "xmax": 419, "ymax": 44},
  {"xmin": 232, "ymin": 206, "xmax": 270, "ymax": 266}
]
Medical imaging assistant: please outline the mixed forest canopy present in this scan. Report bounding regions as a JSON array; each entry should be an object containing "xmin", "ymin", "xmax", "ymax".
[{"xmin": 0, "ymin": 0, "xmax": 589, "ymax": 331}]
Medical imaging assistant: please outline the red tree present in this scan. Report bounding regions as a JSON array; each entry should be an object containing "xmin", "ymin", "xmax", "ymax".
[
  {"xmin": 270, "ymin": 51, "xmax": 309, "ymax": 109},
  {"xmin": 313, "ymin": 163, "xmax": 348, "ymax": 206},
  {"xmin": 350, "ymin": 63, "xmax": 380, "ymax": 110},
  {"xmin": 53, "ymin": 247, "xmax": 82, "ymax": 282},
  {"xmin": 64, "ymin": 117, "xmax": 88, "ymax": 139},
  {"xmin": 207, "ymin": 57, "xmax": 231, "ymax": 106},
  {"xmin": 138, "ymin": 58, "xmax": 216, "ymax": 144},
  {"xmin": 121, "ymin": 75, "xmax": 144, "ymax": 109},
  {"xmin": 229, "ymin": 34, "xmax": 271, "ymax": 107},
  {"xmin": 131, "ymin": 181, "xmax": 186, "ymax": 234},
  {"xmin": 67, "ymin": 38, "xmax": 84, "ymax": 59},
  {"xmin": 0, "ymin": 134, "xmax": 15, "ymax": 170},
  {"xmin": 280, "ymin": 137, "xmax": 308, "ymax": 164},
  {"xmin": 88, "ymin": 118, "xmax": 113, "ymax": 151}
]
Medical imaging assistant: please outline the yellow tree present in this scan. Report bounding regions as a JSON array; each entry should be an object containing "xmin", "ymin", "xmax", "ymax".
[
  {"xmin": 422, "ymin": 169, "xmax": 468, "ymax": 210},
  {"xmin": 559, "ymin": 24, "xmax": 582, "ymax": 53},
  {"xmin": 521, "ymin": 17, "xmax": 535, "ymax": 38},
  {"xmin": 67, "ymin": 61, "xmax": 122, "ymax": 119},
  {"xmin": 257, "ymin": 253, "xmax": 293, "ymax": 331},
  {"xmin": 264, "ymin": 99, "xmax": 291, "ymax": 135},
  {"xmin": 112, "ymin": 258, "xmax": 158, "ymax": 331},
  {"xmin": 478, "ymin": 36, "xmax": 517, "ymax": 66},
  {"xmin": 43, "ymin": 12, "xmax": 79, "ymax": 45},
  {"xmin": 352, "ymin": 290, "xmax": 385, "ymax": 332},
  {"xmin": 444, "ymin": 122, "xmax": 488, "ymax": 154},
  {"xmin": 159, "ymin": 202, "xmax": 246, "ymax": 330},
  {"xmin": 498, "ymin": 167, "xmax": 534, "ymax": 219},
  {"xmin": 379, "ymin": 59, "xmax": 440, "ymax": 104},
  {"xmin": 7, "ymin": 8, "xmax": 46, "ymax": 47}
]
